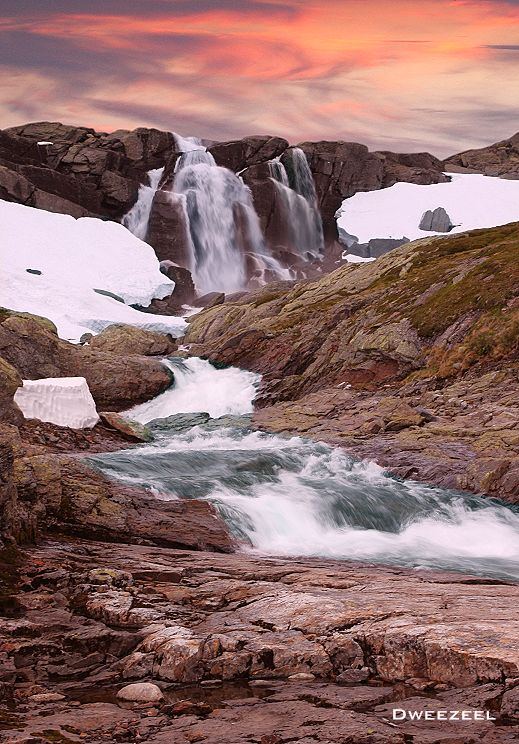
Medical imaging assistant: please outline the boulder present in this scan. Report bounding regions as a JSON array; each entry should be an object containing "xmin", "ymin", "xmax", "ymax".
[
  {"xmin": 419, "ymin": 207, "xmax": 454, "ymax": 232},
  {"xmin": 209, "ymin": 135, "xmax": 288, "ymax": 173},
  {"xmin": 116, "ymin": 682, "xmax": 163, "ymax": 703},
  {"xmin": 193, "ymin": 292, "xmax": 225, "ymax": 309},
  {"xmin": 98, "ymin": 413, "xmax": 153, "ymax": 443},
  {"xmin": 0, "ymin": 312, "xmax": 173, "ymax": 412},
  {"xmin": 0, "ymin": 358, "xmax": 23, "ymax": 425},
  {"xmin": 159, "ymin": 261, "xmax": 196, "ymax": 306},
  {"xmin": 87, "ymin": 324, "xmax": 177, "ymax": 357}
]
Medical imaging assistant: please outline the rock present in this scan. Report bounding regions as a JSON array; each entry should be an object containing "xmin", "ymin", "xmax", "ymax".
[
  {"xmin": 193, "ymin": 292, "xmax": 225, "ymax": 309},
  {"xmin": 159, "ymin": 262, "xmax": 196, "ymax": 307},
  {"xmin": 30, "ymin": 692, "xmax": 66, "ymax": 703},
  {"xmin": 116, "ymin": 682, "xmax": 164, "ymax": 703},
  {"xmin": 0, "ymin": 312, "xmax": 174, "ymax": 412},
  {"xmin": 298, "ymin": 140, "xmax": 384, "ymax": 242},
  {"xmin": 375, "ymin": 150, "xmax": 449, "ymax": 188},
  {"xmin": 99, "ymin": 413, "xmax": 153, "ymax": 443},
  {"xmin": 419, "ymin": 207, "xmax": 454, "ymax": 232},
  {"xmin": 444, "ymin": 131, "xmax": 519, "ymax": 179},
  {"xmin": 88, "ymin": 324, "xmax": 177, "ymax": 357},
  {"xmin": 148, "ymin": 412, "xmax": 211, "ymax": 432},
  {"xmin": 501, "ymin": 686, "xmax": 519, "ymax": 720},
  {"xmin": 146, "ymin": 190, "xmax": 193, "ymax": 266},
  {"xmin": 208, "ymin": 136, "xmax": 288, "ymax": 173},
  {"xmin": 288, "ymin": 673, "xmax": 315, "ymax": 681},
  {"xmin": 0, "ymin": 357, "xmax": 23, "ymax": 424}
]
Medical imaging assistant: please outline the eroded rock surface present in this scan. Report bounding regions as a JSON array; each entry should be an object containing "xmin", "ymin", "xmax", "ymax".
[{"xmin": 1, "ymin": 540, "xmax": 517, "ymax": 742}]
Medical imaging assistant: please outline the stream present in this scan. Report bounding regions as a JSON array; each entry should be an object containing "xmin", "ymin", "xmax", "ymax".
[{"xmin": 91, "ymin": 357, "xmax": 519, "ymax": 581}]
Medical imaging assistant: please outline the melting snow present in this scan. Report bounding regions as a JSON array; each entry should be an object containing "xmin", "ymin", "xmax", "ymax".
[
  {"xmin": 14, "ymin": 377, "xmax": 99, "ymax": 429},
  {"xmin": 0, "ymin": 199, "xmax": 187, "ymax": 341},
  {"xmin": 336, "ymin": 173, "xmax": 519, "ymax": 246}
]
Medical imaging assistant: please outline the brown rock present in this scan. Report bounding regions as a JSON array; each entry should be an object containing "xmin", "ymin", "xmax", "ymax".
[
  {"xmin": 87, "ymin": 324, "xmax": 176, "ymax": 357},
  {"xmin": 208, "ymin": 135, "xmax": 288, "ymax": 172},
  {"xmin": 444, "ymin": 131, "xmax": 519, "ymax": 178},
  {"xmin": 98, "ymin": 413, "xmax": 153, "ymax": 443}
]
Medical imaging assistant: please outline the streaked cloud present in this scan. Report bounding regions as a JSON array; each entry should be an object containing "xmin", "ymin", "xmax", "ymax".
[{"xmin": 0, "ymin": 0, "xmax": 517, "ymax": 155}]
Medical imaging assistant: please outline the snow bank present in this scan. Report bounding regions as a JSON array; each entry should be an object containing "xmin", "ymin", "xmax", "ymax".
[
  {"xmin": 336, "ymin": 173, "xmax": 519, "ymax": 246},
  {"xmin": 0, "ymin": 199, "xmax": 187, "ymax": 341},
  {"xmin": 14, "ymin": 377, "xmax": 99, "ymax": 429}
]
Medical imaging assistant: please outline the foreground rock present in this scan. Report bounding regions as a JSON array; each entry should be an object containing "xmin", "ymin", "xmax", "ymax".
[
  {"xmin": 185, "ymin": 223, "xmax": 519, "ymax": 500},
  {"xmin": 0, "ymin": 539, "xmax": 517, "ymax": 742},
  {"xmin": 0, "ymin": 311, "xmax": 173, "ymax": 411}
]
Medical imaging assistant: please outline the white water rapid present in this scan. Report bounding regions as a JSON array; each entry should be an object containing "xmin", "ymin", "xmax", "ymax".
[
  {"xmin": 121, "ymin": 167, "xmax": 164, "ymax": 241},
  {"xmin": 92, "ymin": 358, "xmax": 519, "ymax": 582}
]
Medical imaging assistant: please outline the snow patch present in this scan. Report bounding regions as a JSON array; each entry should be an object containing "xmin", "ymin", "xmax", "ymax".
[
  {"xmin": 336, "ymin": 173, "xmax": 519, "ymax": 246},
  {"xmin": 0, "ymin": 199, "xmax": 187, "ymax": 341},
  {"xmin": 14, "ymin": 377, "xmax": 99, "ymax": 429}
]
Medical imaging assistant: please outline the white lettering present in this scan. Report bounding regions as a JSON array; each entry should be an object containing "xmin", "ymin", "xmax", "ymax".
[{"xmin": 392, "ymin": 709, "xmax": 406, "ymax": 720}]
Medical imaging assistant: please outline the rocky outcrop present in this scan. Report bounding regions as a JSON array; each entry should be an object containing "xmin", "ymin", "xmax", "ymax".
[
  {"xmin": 1, "ymin": 539, "xmax": 517, "ymax": 741},
  {"xmin": 208, "ymin": 135, "xmax": 288, "ymax": 172},
  {"xmin": 0, "ymin": 311, "xmax": 173, "ymax": 412},
  {"xmin": 376, "ymin": 150, "xmax": 449, "ymax": 188},
  {"xmin": 0, "ymin": 121, "xmax": 178, "ymax": 220},
  {"xmin": 185, "ymin": 222, "xmax": 519, "ymax": 500},
  {"xmin": 444, "ymin": 132, "xmax": 519, "ymax": 178}
]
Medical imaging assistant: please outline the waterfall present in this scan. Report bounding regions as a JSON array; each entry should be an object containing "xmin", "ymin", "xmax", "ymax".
[
  {"xmin": 121, "ymin": 167, "xmax": 164, "ymax": 241},
  {"xmin": 175, "ymin": 149, "xmax": 216, "ymax": 172},
  {"xmin": 173, "ymin": 133, "xmax": 204, "ymax": 153},
  {"xmin": 269, "ymin": 150, "xmax": 324, "ymax": 259},
  {"xmin": 173, "ymin": 161, "xmax": 275, "ymax": 294}
]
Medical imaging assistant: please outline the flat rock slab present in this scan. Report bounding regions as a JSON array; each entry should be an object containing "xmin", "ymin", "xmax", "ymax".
[{"xmin": 1, "ymin": 539, "xmax": 518, "ymax": 742}]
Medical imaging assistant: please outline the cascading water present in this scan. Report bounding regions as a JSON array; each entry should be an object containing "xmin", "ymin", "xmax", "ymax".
[
  {"xmin": 173, "ymin": 162, "xmax": 273, "ymax": 294},
  {"xmin": 91, "ymin": 357, "xmax": 519, "ymax": 582},
  {"xmin": 121, "ymin": 167, "xmax": 164, "ymax": 241},
  {"xmin": 269, "ymin": 148, "xmax": 324, "ymax": 259}
]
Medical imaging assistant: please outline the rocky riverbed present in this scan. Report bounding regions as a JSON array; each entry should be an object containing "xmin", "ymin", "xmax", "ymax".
[{"xmin": 1, "ymin": 539, "xmax": 519, "ymax": 743}]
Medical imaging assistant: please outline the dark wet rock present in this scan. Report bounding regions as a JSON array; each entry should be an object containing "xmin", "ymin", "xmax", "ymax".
[
  {"xmin": 98, "ymin": 413, "xmax": 153, "ymax": 443},
  {"xmin": 148, "ymin": 412, "xmax": 211, "ymax": 432},
  {"xmin": 348, "ymin": 237, "xmax": 410, "ymax": 258},
  {"xmin": 159, "ymin": 261, "xmax": 196, "ymax": 307},
  {"xmin": 146, "ymin": 190, "xmax": 193, "ymax": 266}
]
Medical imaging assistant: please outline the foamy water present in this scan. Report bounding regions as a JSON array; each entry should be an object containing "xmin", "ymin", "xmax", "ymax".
[{"xmin": 92, "ymin": 358, "xmax": 519, "ymax": 581}]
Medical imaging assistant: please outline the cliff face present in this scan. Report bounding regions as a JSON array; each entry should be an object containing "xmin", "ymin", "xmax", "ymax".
[
  {"xmin": 444, "ymin": 132, "xmax": 519, "ymax": 179},
  {"xmin": 185, "ymin": 223, "xmax": 519, "ymax": 500}
]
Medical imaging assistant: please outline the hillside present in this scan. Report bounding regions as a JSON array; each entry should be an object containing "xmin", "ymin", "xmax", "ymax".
[{"xmin": 185, "ymin": 222, "xmax": 519, "ymax": 500}]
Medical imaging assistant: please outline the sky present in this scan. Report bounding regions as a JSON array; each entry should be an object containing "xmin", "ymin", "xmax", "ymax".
[{"xmin": 0, "ymin": 0, "xmax": 518, "ymax": 156}]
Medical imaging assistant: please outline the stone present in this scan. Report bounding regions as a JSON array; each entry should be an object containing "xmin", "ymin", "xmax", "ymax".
[
  {"xmin": 88, "ymin": 324, "xmax": 177, "ymax": 357},
  {"xmin": 148, "ymin": 412, "xmax": 211, "ymax": 432},
  {"xmin": 159, "ymin": 262, "xmax": 196, "ymax": 307},
  {"xmin": 116, "ymin": 682, "xmax": 164, "ymax": 703},
  {"xmin": 419, "ymin": 206, "xmax": 454, "ymax": 232},
  {"xmin": 208, "ymin": 135, "xmax": 288, "ymax": 173},
  {"xmin": 99, "ymin": 412, "xmax": 153, "ymax": 443},
  {"xmin": 193, "ymin": 292, "xmax": 225, "ymax": 309}
]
